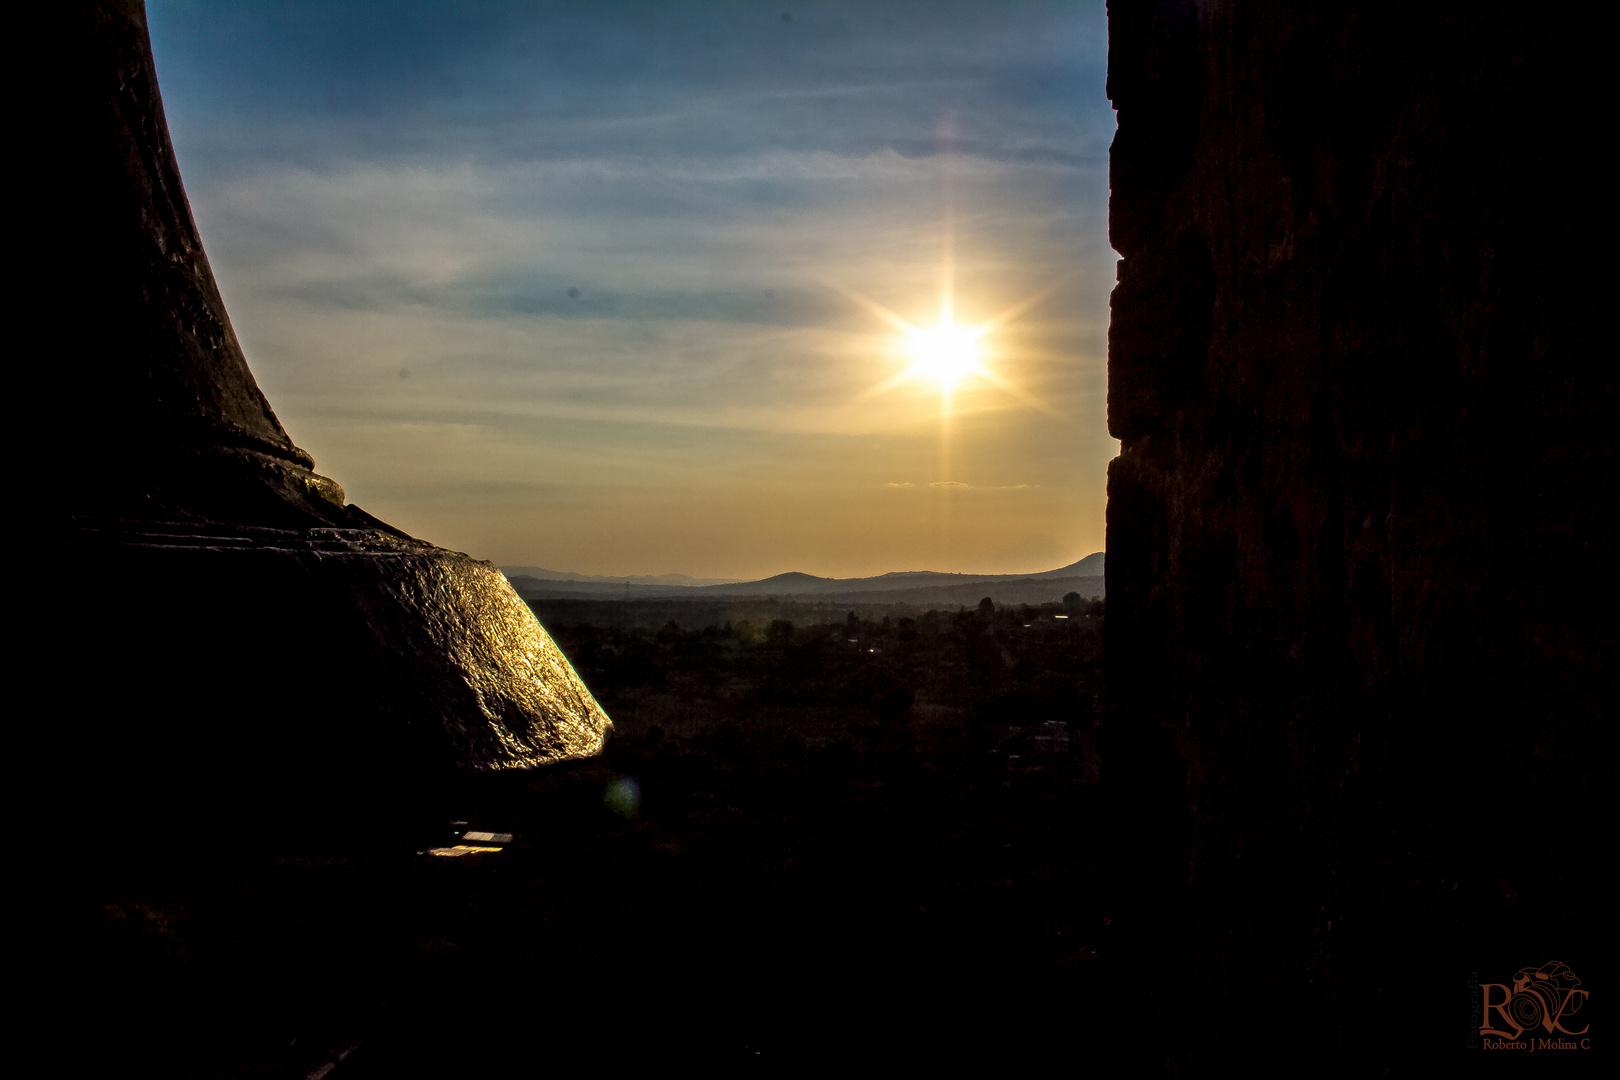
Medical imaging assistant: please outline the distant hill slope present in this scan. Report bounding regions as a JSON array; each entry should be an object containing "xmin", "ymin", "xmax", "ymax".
[
  {"xmin": 502, "ymin": 553, "xmax": 1105, "ymax": 604},
  {"xmin": 499, "ymin": 566, "xmax": 744, "ymax": 587}
]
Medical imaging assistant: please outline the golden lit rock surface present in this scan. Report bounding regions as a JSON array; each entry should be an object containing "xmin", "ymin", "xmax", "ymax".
[{"xmin": 366, "ymin": 551, "xmax": 611, "ymax": 770}]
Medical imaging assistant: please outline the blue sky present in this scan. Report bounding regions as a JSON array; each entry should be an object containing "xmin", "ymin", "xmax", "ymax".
[{"xmin": 148, "ymin": 0, "xmax": 1117, "ymax": 578}]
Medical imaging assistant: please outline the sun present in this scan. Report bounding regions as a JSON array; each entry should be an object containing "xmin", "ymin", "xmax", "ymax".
[
  {"xmin": 825, "ymin": 263, "xmax": 1062, "ymax": 419},
  {"xmin": 907, "ymin": 321, "xmax": 983, "ymax": 391}
]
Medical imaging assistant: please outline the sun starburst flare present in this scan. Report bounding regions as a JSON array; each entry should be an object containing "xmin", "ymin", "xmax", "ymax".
[
  {"xmin": 825, "ymin": 273, "xmax": 1064, "ymax": 419},
  {"xmin": 908, "ymin": 320, "xmax": 982, "ymax": 390}
]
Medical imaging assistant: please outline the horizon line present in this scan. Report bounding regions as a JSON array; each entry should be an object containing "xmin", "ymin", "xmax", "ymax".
[{"xmin": 499, "ymin": 551, "xmax": 1105, "ymax": 586}]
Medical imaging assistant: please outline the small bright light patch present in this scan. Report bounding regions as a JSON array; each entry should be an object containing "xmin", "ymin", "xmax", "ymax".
[
  {"xmin": 831, "ymin": 266, "xmax": 1059, "ymax": 419},
  {"xmin": 909, "ymin": 324, "xmax": 979, "ymax": 387}
]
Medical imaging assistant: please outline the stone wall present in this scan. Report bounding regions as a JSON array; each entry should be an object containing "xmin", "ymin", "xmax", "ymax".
[{"xmin": 1102, "ymin": 1, "xmax": 1611, "ymax": 1070}]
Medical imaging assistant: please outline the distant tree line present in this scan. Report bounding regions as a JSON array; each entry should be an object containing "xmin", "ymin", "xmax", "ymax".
[{"xmin": 533, "ymin": 595, "xmax": 1105, "ymax": 751}]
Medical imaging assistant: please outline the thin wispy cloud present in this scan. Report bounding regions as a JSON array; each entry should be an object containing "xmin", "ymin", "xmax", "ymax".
[{"xmin": 925, "ymin": 481, "xmax": 1035, "ymax": 490}]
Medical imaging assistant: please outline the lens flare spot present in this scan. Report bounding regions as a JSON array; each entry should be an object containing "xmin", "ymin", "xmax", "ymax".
[{"xmin": 604, "ymin": 776, "xmax": 641, "ymax": 818}]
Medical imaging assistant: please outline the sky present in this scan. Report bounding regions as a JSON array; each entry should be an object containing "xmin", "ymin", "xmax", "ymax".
[{"xmin": 147, "ymin": 0, "xmax": 1118, "ymax": 580}]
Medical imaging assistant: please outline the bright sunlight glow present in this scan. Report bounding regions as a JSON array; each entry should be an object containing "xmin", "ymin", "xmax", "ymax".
[
  {"xmin": 908, "ymin": 322, "xmax": 982, "ymax": 390},
  {"xmin": 825, "ymin": 252, "xmax": 1064, "ymax": 422}
]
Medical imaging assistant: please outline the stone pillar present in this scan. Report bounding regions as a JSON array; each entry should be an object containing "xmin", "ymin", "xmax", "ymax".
[
  {"xmin": 32, "ymin": 1, "xmax": 610, "ymax": 854},
  {"xmin": 1103, "ymin": 1, "xmax": 1611, "ymax": 1069}
]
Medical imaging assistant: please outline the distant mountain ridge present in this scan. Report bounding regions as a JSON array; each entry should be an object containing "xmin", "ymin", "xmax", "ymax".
[
  {"xmin": 502, "ymin": 553, "xmax": 1104, "ymax": 603},
  {"xmin": 500, "ymin": 567, "xmax": 745, "ymax": 587}
]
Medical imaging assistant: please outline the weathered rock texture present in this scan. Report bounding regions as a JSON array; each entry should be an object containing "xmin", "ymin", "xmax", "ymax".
[
  {"xmin": 37, "ymin": 1, "xmax": 608, "ymax": 849},
  {"xmin": 1104, "ymin": 0, "xmax": 1610, "ymax": 1070}
]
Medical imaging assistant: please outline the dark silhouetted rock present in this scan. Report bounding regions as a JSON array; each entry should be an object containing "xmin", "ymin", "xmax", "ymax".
[
  {"xmin": 34, "ymin": 1, "xmax": 608, "ymax": 853},
  {"xmin": 1103, "ymin": 1, "xmax": 1610, "ymax": 1071}
]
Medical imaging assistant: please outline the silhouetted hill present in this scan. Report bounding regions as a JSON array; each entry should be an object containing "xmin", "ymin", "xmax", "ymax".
[
  {"xmin": 499, "ymin": 566, "xmax": 743, "ymax": 587},
  {"xmin": 503, "ymin": 554, "xmax": 1105, "ymax": 604}
]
